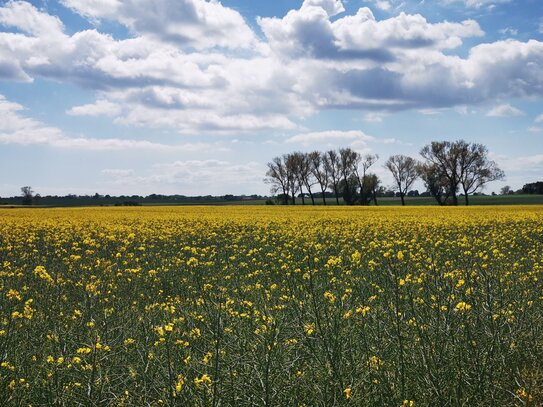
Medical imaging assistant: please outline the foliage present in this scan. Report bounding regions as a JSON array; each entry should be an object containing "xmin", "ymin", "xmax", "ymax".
[{"xmin": 522, "ymin": 182, "xmax": 543, "ymax": 195}]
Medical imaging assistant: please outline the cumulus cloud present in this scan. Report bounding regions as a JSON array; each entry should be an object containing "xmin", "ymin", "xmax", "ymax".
[
  {"xmin": 1, "ymin": 0, "xmax": 543, "ymax": 135},
  {"xmin": 486, "ymin": 104, "xmax": 525, "ymax": 117},
  {"xmin": 67, "ymin": 100, "xmax": 122, "ymax": 117},
  {"xmin": 259, "ymin": 4, "xmax": 483, "ymax": 61},
  {"xmin": 0, "ymin": 94, "xmax": 223, "ymax": 151},
  {"xmin": 61, "ymin": 0, "xmax": 256, "ymax": 50},
  {"xmin": 0, "ymin": 0, "xmax": 64, "ymax": 36},
  {"xmin": 285, "ymin": 130, "xmax": 374, "ymax": 146}
]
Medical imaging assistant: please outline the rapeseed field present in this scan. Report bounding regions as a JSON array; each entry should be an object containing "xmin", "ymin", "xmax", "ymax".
[{"xmin": 1, "ymin": 206, "xmax": 542, "ymax": 406}]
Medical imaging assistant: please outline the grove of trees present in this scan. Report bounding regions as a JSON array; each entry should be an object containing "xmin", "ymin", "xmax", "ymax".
[
  {"xmin": 266, "ymin": 148, "xmax": 381, "ymax": 206},
  {"xmin": 265, "ymin": 140, "xmax": 505, "ymax": 206}
]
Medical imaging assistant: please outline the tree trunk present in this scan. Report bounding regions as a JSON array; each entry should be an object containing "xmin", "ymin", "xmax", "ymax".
[
  {"xmin": 463, "ymin": 188, "xmax": 469, "ymax": 206},
  {"xmin": 291, "ymin": 191, "xmax": 296, "ymax": 205},
  {"xmin": 400, "ymin": 193, "xmax": 405, "ymax": 206},
  {"xmin": 334, "ymin": 185, "xmax": 340, "ymax": 205},
  {"xmin": 307, "ymin": 185, "xmax": 315, "ymax": 206},
  {"xmin": 321, "ymin": 187, "xmax": 327, "ymax": 205},
  {"xmin": 451, "ymin": 190, "xmax": 458, "ymax": 206}
]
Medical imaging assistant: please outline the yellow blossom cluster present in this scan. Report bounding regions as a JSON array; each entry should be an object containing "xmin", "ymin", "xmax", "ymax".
[{"xmin": 0, "ymin": 205, "xmax": 542, "ymax": 405}]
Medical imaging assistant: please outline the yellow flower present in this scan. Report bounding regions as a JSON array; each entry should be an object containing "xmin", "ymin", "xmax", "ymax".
[
  {"xmin": 455, "ymin": 302, "xmax": 472, "ymax": 313},
  {"xmin": 368, "ymin": 355, "xmax": 383, "ymax": 370},
  {"xmin": 324, "ymin": 291, "xmax": 336, "ymax": 303},
  {"xmin": 194, "ymin": 374, "xmax": 212, "ymax": 388},
  {"xmin": 174, "ymin": 374, "xmax": 185, "ymax": 396},
  {"xmin": 344, "ymin": 387, "xmax": 352, "ymax": 399}
]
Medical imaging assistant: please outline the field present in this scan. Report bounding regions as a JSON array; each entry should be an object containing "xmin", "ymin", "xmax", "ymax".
[{"xmin": 1, "ymin": 206, "xmax": 543, "ymax": 406}]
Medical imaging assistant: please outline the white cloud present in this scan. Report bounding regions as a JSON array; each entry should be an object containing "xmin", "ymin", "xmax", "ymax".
[
  {"xmin": 441, "ymin": 0, "xmax": 512, "ymax": 9},
  {"xmin": 375, "ymin": 1, "xmax": 392, "ymax": 11},
  {"xmin": 303, "ymin": 0, "xmax": 345, "ymax": 17},
  {"xmin": 486, "ymin": 104, "xmax": 525, "ymax": 117},
  {"xmin": 499, "ymin": 27, "xmax": 518, "ymax": 36},
  {"xmin": 0, "ymin": 0, "xmax": 64, "ymax": 36},
  {"xmin": 364, "ymin": 112, "xmax": 387, "ymax": 122},
  {"xmin": 535, "ymin": 114, "xmax": 543, "ymax": 123},
  {"xmin": 100, "ymin": 160, "xmax": 266, "ymax": 195},
  {"xmin": 67, "ymin": 100, "xmax": 122, "ymax": 117},
  {"xmin": 0, "ymin": 94, "xmax": 224, "ymax": 151},
  {"xmin": 285, "ymin": 130, "xmax": 374, "ymax": 145},
  {"xmin": 528, "ymin": 126, "xmax": 542, "ymax": 133},
  {"xmin": 61, "ymin": 0, "xmax": 257, "ymax": 50},
  {"xmin": 259, "ymin": 5, "xmax": 483, "ymax": 60},
  {"xmin": 1, "ymin": 1, "xmax": 542, "ymax": 135}
]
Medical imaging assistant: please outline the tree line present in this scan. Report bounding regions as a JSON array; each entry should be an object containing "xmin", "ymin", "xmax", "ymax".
[{"xmin": 265, "ymin": 140, "xmax": 505, "ymax": 206}]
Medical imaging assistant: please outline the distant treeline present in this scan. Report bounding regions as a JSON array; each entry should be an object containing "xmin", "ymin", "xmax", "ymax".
[
  {"xmin": 266, "ymin": 140, "xmax": 507, "ymax": 206},
  {"xmin": 0, "ymin": 192, "xmax": 267, "ymax": 207}
]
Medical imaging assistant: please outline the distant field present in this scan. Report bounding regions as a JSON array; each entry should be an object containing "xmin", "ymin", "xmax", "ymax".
[
  {"xmin": 1, "ymin": 194, "xmax": 542, "ymax": 207},
  {"xmin": 285, "ymin": 194, "xmax": 543, "ymax": 206}
]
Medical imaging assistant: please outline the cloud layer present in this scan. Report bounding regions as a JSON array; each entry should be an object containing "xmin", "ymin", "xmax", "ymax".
[{"xmin": 0, "ymin": 0, "xmax": 542, "ymax": 137}]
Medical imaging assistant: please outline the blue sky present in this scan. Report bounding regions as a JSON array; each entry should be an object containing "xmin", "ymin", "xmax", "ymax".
[{"xmin": 1, "ymin": 0, "xmax": 542, "ymax": 196}]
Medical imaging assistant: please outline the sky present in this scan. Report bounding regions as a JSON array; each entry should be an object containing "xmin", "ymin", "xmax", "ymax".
[{"xmin": 1, "ymin": 0, "xmax": 542, "ymax": 197}]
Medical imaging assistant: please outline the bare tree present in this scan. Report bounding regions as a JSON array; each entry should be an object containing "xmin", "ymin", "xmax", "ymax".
[
  {"xmin": 420, "ymin": 141, "xmax": 464, "ymax": 205},
  {"xmin": 458, "ymin": 143, "xmax": 505, "ymax": 205},
  {"xmin": 21, "ymin": 186, "xmax": 34, "ymax": 205},
  {"xmin": 353, "ymin": 154, "xmax": 379, "ymax": 205},
  {"xmin": 265, "ymin": 157, "xmax": 289, "ymax": 205},
  {"xmin": 283, "ymin": 153, "xmax": 299, "ymax": 205},
  {"xmin": 418, "ymin": 163, "xmax": 451, "ymax": 205},
  {"xmin": 419, "ymin": 140, "xmax": 505, "ymax": 206},
  {"xmin": 308, "ymin": 151, "xmax": 329, "ymax": 205},
  {"xmin": 323, "ymin": 150, "xmax": 342, "ymax": 205},
  {"xmin": 365, "ymin": 173, "xmax": 380, "ymax": 206},
  {"xmin": 298, "ymin": 153, "xmax": 318, "ymax": 205},
  {"xmin": 339, "ymin": 148, "xmax": 360, "ymax": 205},
  {"xmin": 384, "ymin": 155, "xmax": 419, "ymax": 206}
]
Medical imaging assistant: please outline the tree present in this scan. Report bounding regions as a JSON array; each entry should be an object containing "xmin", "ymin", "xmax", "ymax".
[
  {"xmin": 420, "ymin": 141, "xmax": 463, "ymax": 205},
  {"xmin": 285, "ymin": 153, "xmax": 301, "ymax": 205},
  {"xmin": 323, "ymin": 150, "xmax": 342, "ymax": 205},
  {"xmin": 353, "ymin": 154, "xmax": 379, "ymax": 205},
  {"xmin": 308, "ymin": 151, "xmax": 329, "ymax": 205},
  {"xmin": 522, "ymin": 181, "xmax": 543, "ymax": 194},
  {"xmin": 265, "ymin": 157, "xmax": 290, "ymax": 205},
  {"xmin": 21, "ymin": 186, "xmax": 34, "ymax": 205},
  {"xmin": 384, "ymin": 155, "xmax": 418, "ymax": 206},
  {"xmin": 457, "ymin": 142, "xmax": 504, "ymax": 205},
  {"xmin": 298, "ymin": 153, "xmax": 318, "ymax": 205},
  {"xmin": 365, "ymin": 173, "xmax": 380, "ymax": 206},
  {"xmin": 338, "ymin": 148, "xmax": 360, "ymax": 205},
  {"xmin": 500, "ymin": 185, "xmax": 511, "ymax": 195},
  {"xmin": 419, "ymin": 140, "xmax": 504, "ymax": 206},
  {"xmin": 417, "ymin": 163, "xmax": 451, "ymax": 205}
]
